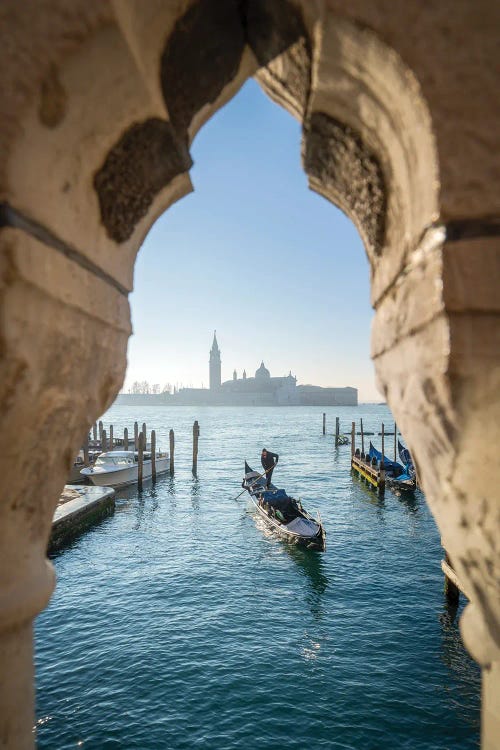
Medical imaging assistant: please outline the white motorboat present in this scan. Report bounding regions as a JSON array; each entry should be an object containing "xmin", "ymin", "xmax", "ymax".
[
  {"xmin": 80, "ymin": 450, "xmax": 169, "ymax": 488},
  {"xmin": 67, "ymin": 449, "xmax": 102, "ymax": 484}
]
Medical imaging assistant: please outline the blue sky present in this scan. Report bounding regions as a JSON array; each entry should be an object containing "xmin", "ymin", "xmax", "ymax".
[{"xmin": 125, "ymin": 79, "xmax": 380, "ymax": 401}]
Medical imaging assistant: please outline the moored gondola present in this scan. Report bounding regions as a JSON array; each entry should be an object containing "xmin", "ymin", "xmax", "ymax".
[
  {"xmin": 368, "ymin": 442, "xmax": 417, "ymax": 494},
  {"xmin": 398, "ymin": 440, "xmax": 416, "ymax": 478},
  {"xmin": 242, "ymin": 462, "xmax": 326, "ymax": 551}
]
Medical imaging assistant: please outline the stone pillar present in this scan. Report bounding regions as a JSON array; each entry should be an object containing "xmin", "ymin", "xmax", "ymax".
[{"xmin": 0, "ymin": 226, "xmax": 131, "ymax": 747}]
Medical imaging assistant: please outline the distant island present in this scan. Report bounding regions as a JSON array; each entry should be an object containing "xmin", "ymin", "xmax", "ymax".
[{"xmin": 117, "ymin": 332, "xmax": 358, "ymax": 407}]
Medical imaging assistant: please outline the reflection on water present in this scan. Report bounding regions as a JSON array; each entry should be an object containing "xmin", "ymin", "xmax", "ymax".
[
  {"xmin": 133, "ymin": 495, "xmax": 146, "ymax": 530},
  {"xmin": 391, "ymin": 488, "xmax": 420, "ymax": 515},
  {"xmin": 285, "ymin": 545, "xmax": 329, "ymax": 619},
  {"xmin": 439, "ymin": 601, "xmax": 481, "ymax": 732},
  {"xmin": 190, "ymin": 477, "xmax": 201, "ymax": 520},
  {"xmin": 114, "ymin": 479, "xmax": 162, "ymax": 530},
  {"xmin": 352, "ymin": 472, "xmax": 386, "ymax": 519}
]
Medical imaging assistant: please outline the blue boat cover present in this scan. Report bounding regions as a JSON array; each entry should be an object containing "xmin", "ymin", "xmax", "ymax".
[
  {"xmin": 398, "ymin": 440, "xmax": 415, "ymax": 475},
  {"xmin": 394, "ymin": 472, "xmax": 413, "ymax": 482},
  {"xmin": 368, "ymin": 442, "xmax": 404, "ymax": 475},
  {"xmin": 261, "ymin": 490, "xmax": 301, "ymax": 521},
  {"xmin": 262, "ymin": 489, "xmax": 289, "ymax": 503}
]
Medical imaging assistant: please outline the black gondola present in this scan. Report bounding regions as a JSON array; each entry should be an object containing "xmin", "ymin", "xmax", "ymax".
[
  {"xmin": 368, "ymin": 442, "xmax": 417, "ymax": 494},
  {"xmin": 242, "ymin": 462, "xmax": 326, "ymax": 551}
]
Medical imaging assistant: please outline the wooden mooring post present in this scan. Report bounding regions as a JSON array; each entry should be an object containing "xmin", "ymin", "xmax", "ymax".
[
  {"xmin": 124, "ymin": 427, "xmax": 129, "ymax": 451},
  {"xmin": 83, "ymin": 434, "xmax": 89, "ymax": 465},
  {"xmin": 134, "ymin": 421, "xmax": 139, "ymax": 450},
  {"xmin": 151, "ymin": 430, "xmax": 156, "ymax": 481},
  {"xmin": 351, "ymin": 421, "xmax": 355, "ymax": 456},
  {"xmin": 138, "ymin": 431, "xmax": 144, "ymax": 489},
  {"xmin": 394, "ymin": 423, "xmax": 397, "ymax": 462},
  {"xmin": 381, "ymin": 423, "xmax": 385, "ymax": 468},
  {"xmin": 360, "ymin": 418, "xmax": 365, "ymax": 456},
  {"xmin": 169, "ymin": 429, "xmax": 175, "ymax": 474},
  {"xmin": 335, "ymin": 417, "xmax": 340, "ymax": 447},
  {"xmin": 192, "ymin": 420, "xmax": 200, "ymax": 475},
  {"xmin": 102, "ymin": 429, "xmax": 107, "ymax": 452},
  {"xmin": 142, "ymin": 422, "xmax": 147, "ymax": 447},
  {"xmin": 92, "ymin": 423, "xmax": 98, "ymax": 441},
  {"xmin": 443, "ymin": 552, "xmax": 460, "ymax": 604},
  {"xmin": 99, "ymin": 420, "xmax": 103, "ymax": 447},
  {"xmin": 441, "ymin": 548, "xmax": 471, "ymax": 603},
  {"xmin": 322, "ymin": 413, "xmax": 326, "ymax": 435},
  {"xmin": 109, "ymin": 424, "xmax": 113, "ymax": 450}
]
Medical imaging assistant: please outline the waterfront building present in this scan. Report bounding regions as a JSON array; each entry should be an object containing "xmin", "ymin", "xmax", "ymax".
[{"xmin": 118, "ymin": 334, "xmax": 358, "ymax": 406}]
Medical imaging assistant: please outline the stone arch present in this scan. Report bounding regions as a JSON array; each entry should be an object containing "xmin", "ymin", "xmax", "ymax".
[{"xmin": 0, "ymin": 2, "xmax": 498, "ymax": 748}]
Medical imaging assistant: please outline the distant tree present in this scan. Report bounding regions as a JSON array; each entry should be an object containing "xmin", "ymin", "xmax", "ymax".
[
  {"xmin": 162, "ymin": 383, "xmax": 173, "ymax": 394},
  {"xmin": 129, "ymin": 380, "xmax": 151, "ymax": 394},
  {"xmin": 151, "ymin": 383, "xmax": 160, "ymax": 394}
]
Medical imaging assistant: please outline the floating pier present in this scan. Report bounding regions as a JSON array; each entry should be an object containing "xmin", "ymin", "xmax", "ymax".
[
  {"xmin": 49, "ymin": 485, "xmax": 115, "ymax": 554},
  {"xmin": 350, "ymin": 420, "xmax": 385, "ymax": 495}
]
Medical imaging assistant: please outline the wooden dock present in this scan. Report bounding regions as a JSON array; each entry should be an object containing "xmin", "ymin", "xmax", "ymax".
[
  {"xmin": 49, "ymin": 485, "xmax": 115, "ymax": 554},
  {"xmin": 351, "ymin": 452, "xmax": 386, "ymax": 495},
  {"xmin": 349, "ymin": 420, "xmax": 385, "ymax": 495}
]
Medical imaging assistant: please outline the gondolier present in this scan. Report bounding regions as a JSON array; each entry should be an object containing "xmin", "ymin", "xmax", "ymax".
[
  {"xmin": 261, "ymin": 448, "xmax": 279, "ymax": 488},
  {"xmin": 241, "ymin": 461, "xmax": 326, "ymax": 551}
]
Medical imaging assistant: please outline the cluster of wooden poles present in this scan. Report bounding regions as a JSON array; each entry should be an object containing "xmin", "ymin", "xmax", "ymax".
[
  {"xmin": 348, "ymin": 420, "xmax": 393, "ymax": 496},
  {"xmin": 84, "ymin": 419, "xmax": 201, "ymax": 487},
  {"xmin": 350, "ymin": 419, "xmax": 399, "ymax": 463},
  {"xmin": 322, "ymin": 413, "xmax": 399, "ymax": 456},
  {"xmin": 322, "ymin": 416, "xmax": 466, "ymax": 603}
]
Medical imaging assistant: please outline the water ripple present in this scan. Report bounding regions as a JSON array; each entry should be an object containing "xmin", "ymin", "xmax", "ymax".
[{"xmin": 36, "ymin": 405, "xmax": 480, "ymax": 749}]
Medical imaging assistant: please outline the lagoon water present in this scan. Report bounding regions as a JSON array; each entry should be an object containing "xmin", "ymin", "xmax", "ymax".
[{"xmin": 35, "ymin": 405, "xmax": 480, "ymax": 749}]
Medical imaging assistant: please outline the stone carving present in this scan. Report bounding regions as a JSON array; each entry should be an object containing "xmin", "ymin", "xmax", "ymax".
[
  {"xmin": 304, "ymin": 111, "xmax": 387, "ymax": 256},
  {"xmin": 94, "ymin": 118, "xmax": 192, "ymax": 243}
]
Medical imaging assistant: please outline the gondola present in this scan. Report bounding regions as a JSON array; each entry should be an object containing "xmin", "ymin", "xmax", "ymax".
[
  {"xmin": 242, "ymin": 462, "xmax": 326, "ymax": 551},
  {"xmin": 398, "ymin": 440, "xmax": 416, "ymax": 477},
  {"xmin": 368, "ymin": 442, "xmax": 417, "ymax": 494}
]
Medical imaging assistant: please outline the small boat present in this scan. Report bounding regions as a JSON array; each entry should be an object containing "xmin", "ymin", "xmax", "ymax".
[
  {"xmin": 398, "ymin": 440, "xmax": 416, "ymax": 477},
  {"xmin": 242, "ymin": 462, "xmax": 326, "ymax": 551},
  {"xmin": 368, "ymin": 442, "xmax": 416, "ymax": 493},
  {"xmin": 80, "ymin": 449, "xmax": 169, "ymax": 488}
]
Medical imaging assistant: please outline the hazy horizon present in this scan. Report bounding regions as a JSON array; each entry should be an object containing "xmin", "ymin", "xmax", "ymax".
[{"xmin": 123, "ymin": 79, "xmax": 382, "ymax": 401}]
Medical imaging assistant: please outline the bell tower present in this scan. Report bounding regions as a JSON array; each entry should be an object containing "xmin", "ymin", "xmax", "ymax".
[{"xmin": 209, "ymin": 331, "xmax": 221, "ymax": 390}]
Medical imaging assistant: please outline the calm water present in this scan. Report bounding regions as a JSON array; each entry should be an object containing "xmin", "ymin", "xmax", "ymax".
[{"xmin": 35, "ymin": 405, "xmax": 480, "ymax": 749}]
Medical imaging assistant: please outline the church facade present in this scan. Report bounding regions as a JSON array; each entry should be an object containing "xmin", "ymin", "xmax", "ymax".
[{"xmin": 172, "ymin": 333, "xmax": 357, "ymax": 406}]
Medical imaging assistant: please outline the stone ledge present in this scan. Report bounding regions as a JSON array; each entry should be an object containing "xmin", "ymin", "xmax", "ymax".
[{"xmin": 49, "ymin": 484, "xmax": 115, "ymax": 554}]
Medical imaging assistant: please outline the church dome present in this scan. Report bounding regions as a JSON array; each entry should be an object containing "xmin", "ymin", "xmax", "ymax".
[{"xmin": 255, "ymin": 361, "xmax": 270, "ymax": 378}]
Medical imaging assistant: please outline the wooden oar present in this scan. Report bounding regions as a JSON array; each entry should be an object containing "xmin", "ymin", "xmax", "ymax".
[{"xmin": 233, "ymin": 464, "xmax": 276, "ymax": 502}]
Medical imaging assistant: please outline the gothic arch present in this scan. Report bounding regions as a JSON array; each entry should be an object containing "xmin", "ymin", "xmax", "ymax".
[{"xmin": 1, "ymin": 2, "xmax": 498, "ymax": 747}]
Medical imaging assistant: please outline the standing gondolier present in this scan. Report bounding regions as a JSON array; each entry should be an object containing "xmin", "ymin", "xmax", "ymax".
[{"xmin": 261, "ymin": 448, "xmax": 279, "ymax": 488}]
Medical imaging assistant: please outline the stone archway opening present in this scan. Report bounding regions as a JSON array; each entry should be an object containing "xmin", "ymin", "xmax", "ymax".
[
  {"xmin": 123, "ymin": 74, "xmax": 374, "ymax": 399},
  {"xmin": 1, "ymin": 2, "xmax": 498, "ymax": 748}
]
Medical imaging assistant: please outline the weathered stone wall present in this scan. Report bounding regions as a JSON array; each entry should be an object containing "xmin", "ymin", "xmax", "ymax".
[{"xmin": 0, "ymin": 1, "xmax": 498, "ymax": 747}]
